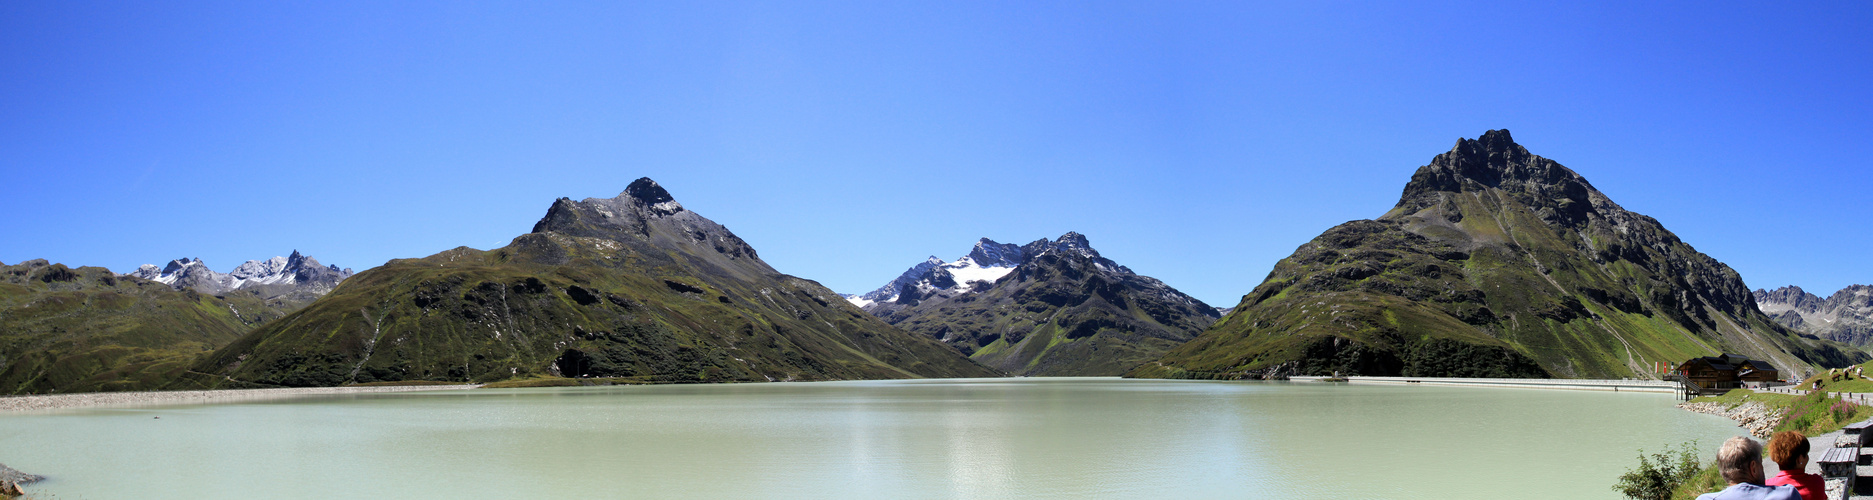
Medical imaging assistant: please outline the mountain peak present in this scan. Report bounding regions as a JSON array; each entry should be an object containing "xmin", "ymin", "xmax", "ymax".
[
  {"xmin": 1468, "ymin": 128, "xmax": 1517, "ymax": 152},
  {"xmin": 609, "ymin": 177, "xmax": 686, "ymax": 218},
  {"xmin": 1395, "ymin": 130, "xmax": 1611, "ymax": 228},
  {"xmin": 622, "ymin": 177, "xmax": 675, "ymax": 205},
  {"xmin": 966, "ymin": 239, "xmax": 1024, "ymax": 268},
  {"xmin": 1019, "ymin": 231, "xmax": 1100, "ymax": 261},
  {"xmin": 1054, "ymin": 232, "xmax": 1092, "ymax": 251}
]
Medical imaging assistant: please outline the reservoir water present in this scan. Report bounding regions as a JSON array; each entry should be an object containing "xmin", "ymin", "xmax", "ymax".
[{"xmin": 1, "ymin": 378, "xmax": 1742, "ymax": 499}]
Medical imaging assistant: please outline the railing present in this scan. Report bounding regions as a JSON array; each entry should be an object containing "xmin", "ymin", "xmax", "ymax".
[
  {"xmin": 1746, "ymin": 386, "xmax": 1873, "ymax": 405},
  {"xmin": 1288, "ymin": 376, "xmax": 1681, "ymax": 393}
]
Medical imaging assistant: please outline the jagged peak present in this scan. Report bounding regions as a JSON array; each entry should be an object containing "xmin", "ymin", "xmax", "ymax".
[
  {"xmin": 621, "ymin": 177, "xmax": 675, "ymax": 205},
  {"xmin": 1453, "ymin": 129, "xmax": 1521, "ymax": 155},
  {"xmin": 1054, "ymin": 231, "xmax": 1092, "ymax": 251},
  {"xmin": 162, "ymin": 258, "xmax": 205, "ymax": 273},
  {"xmin": 1023, "ymin": 231, "xmax": 1100, "ymax": 260},
  {"xmin": 965, "ymin": 238, "xmax": 1024, "ymax": 268},
  {"xmin": 1394, "ymin": 130, "xmax": 1614, "ymax": 228}
]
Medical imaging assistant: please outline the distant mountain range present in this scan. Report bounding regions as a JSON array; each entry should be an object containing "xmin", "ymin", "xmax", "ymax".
[
  {"xmin": 850, "ymin": 233, "xmax": 1219, "ymax": 376},
  {"xmin": 1755, "ymin": 285, "xmax": 1873, "ymax": 345},
  {"xmin": 127, "ymin": 251, "xmax": 354, "ymax": 296},
  {"xmin": 7, "ymin": 132, "xmax": 1867, "ymax": 394},
  {"xmin": 842, "ymin": 237, "xmax": 1027, "ymax": 315},
  {"xmin": 1131, "ymin": 130, "xmax": 1863, "ymax": 380}
]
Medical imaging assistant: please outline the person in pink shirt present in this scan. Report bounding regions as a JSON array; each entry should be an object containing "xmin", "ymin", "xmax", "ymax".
[{"xmin": 1765, "ymin": 431, "xmax": 1825, "ymax": 500}]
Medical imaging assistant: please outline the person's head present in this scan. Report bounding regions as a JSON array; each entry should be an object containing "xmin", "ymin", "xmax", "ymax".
[
  {"xmin": 1768, "ymin": 431, "xmax": 1811, "ymax": 471},
  {"xmin": 1717, "ymin": 436, "xmax": 1766, "ymax": 485}
]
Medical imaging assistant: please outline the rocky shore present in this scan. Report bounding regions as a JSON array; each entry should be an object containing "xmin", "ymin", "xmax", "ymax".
[
  {"xmin": 1678, "ymin": 401, "xmax": 1784, "ymax": 438},
  {"xmin": 0, "ymin": 463, "xmax": 41, "ymax": 499},
  {"xmin": 0, "ymin": 463, "xmax": 41, "ymax": 484},
  {"xmin": 0, "ymin": 384, "xmax": 479, "ymax": 413}
]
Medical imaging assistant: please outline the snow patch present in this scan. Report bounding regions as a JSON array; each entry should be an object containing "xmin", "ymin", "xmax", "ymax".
[{"xmin": 942, "ymin": 257, "xmax": 1015, "ymax": 286}]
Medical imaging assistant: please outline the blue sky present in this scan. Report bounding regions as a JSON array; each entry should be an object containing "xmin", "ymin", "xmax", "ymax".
[{"xmin": 2, "ymin": 1, "xmax": 1869, "ymax": 306}]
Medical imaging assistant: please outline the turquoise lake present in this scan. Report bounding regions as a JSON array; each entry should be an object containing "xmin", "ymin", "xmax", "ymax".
[{"xmin": 0, "ymin": 378, "xmax": 1743, "ymax": 499}]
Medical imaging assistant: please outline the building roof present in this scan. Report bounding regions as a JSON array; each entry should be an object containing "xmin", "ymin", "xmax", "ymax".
[{"xmin": 1681, "ymin": 353, "xmax": 1777, "ymax": 374}]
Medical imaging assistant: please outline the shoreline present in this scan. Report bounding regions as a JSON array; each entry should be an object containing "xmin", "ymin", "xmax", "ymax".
[
  {"xmin": 1286, "ymin": 375, "xmax": 1680, "ymax": 393},
  {"xmin": 0, "ymin": 376, "xmax": 1686, "ymax": 413},
  {"xmin": 0, "ymin": 384, "xmax": 481, "ymax": 413}
]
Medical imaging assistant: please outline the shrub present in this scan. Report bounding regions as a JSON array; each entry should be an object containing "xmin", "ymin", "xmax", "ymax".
[
  {"xmin": 1614, "ymin": 441, "xmax": 1703, "ymax": 500},
  {"xmin": 1783, "ymin": 406, "xmax": 1815, "ymax": 432},
  {"xmin": 1832, "ymin": 400, "xmax": 1860, "ymax": 423}
]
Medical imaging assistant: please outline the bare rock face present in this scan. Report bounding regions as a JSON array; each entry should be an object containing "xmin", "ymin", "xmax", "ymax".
[{"xmin": 1755, "ymin": 285, "xmax": 1873, "ymax": 345}]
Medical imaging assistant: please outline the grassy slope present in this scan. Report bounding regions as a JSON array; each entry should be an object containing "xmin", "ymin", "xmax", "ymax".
[
  {"xmin": 178, "ymin": 225, "xmax": 997, "ymax": 389},
  {"xmin": 0, "ymin": 261, "xmax": 283, "ymax": 394},
  {"xmin": 1132, "ymin": 134, "xmax": 1863, "ymax": 380},
  {"xmin": 1795, "ymin": 359, "xmax": 1873, "ymax": 392}
]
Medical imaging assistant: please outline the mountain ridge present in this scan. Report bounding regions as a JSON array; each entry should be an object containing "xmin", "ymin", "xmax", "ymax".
[
  {"xmin": 862, "ymin": 233, "xmax": 1219, "ymax": 376},
  {"xmin": 1755, "ymin": 285, "xmax": 1873, "ymax": 345},
  {"xmin": 1131, "ymin": 130, "xmax": 1863, "ymax": 380},
  {"xmin": 173, "ymin": 178, "xmax": 998, "ymax": 388},
  {"xmin": 127, "ymin": 250, "xmax": 354, "ymax": 296},
  {"xmin": 0, "ymin": 259, "xmax": 266, "ymax": 394}
]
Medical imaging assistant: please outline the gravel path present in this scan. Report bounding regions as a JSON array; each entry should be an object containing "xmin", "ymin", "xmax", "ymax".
[{"xmin": 0, "ymin": 385, "xmax": 480, "ymax": 413}]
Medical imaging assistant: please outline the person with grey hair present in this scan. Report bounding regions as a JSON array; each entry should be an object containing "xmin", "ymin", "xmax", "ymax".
[{"xmin": 1696, "ymin": 436, "xmax": 1802, "ymax": 500}]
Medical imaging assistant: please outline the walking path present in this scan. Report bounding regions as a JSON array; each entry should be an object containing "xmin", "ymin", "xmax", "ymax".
[
  {"xmin": 1288, "ymin": 375, "xmax": 1679, "ymax": 393},
  {"xmin": 1757, "ymin": 385, "xmax": 1873, "ymax": 406}
]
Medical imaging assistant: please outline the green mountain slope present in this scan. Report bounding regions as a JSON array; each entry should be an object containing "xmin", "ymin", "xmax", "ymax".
[
  {"xmin": 1131, "ymin": 130, "xmax": 1865, "ymax": 380},
  {"xmin": 0, "ymin": 260, "xmax": 285, "ymax": 394},
  {"xmin": 882, "ymin": 233, "xmax": 1219, "ymax": 376},
  {"xmin": 175, "ymin": 178, "xmax": 998, "ymax": 388}
]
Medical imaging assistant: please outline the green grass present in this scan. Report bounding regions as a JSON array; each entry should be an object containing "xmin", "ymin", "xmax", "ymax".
[
  {"xmin": 0, "ymin": 261, "xmax": 302, "ymax": 394},
  {"xmin": 182, "ymin": 210, "xmax": 999, "ymax": 390},
  {"xmin": 1670, "ymin": 389, "xmax": 1873, "ymax": 499},
  {"xmin": 1671, "ymin": 462, "xmax": 1725, "ymax": 500},
  {"xmin": 1796, "ymin": 359, "xmax": 1873, "ymax": 391},
  {"xmin": 1687, "ymin": 389, "xmax": 1873, "ymax": 438},
  {"xmin": 1131, "ymin": 172, "xmax": 1867, "ymax": 380}
]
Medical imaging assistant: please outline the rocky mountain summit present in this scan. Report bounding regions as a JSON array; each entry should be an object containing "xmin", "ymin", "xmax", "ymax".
[
  {"xmin": 1755, "ymin": 285, "xmax": 1873, "ymax": 345},
  {"xmin": 1132, "ymin": 130, "xmax": 1863, "ymax": 380},
  {"xmin": 862, "ymin": 233, "xmax": 1219, "ymax": 376},
  {"xmin": 127, "ymin": 250, "xmax": 354, "ymax": 296},
  {"xmin": 844, "ymin": 238, "xmax": 1032, "ymax": 314},
  {"xmin": 175, "ymin": 178, "xmax": 995, "ymax": 389}
]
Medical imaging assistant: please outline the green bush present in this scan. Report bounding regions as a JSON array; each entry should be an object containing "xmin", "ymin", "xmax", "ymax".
[{"xmin": 1614, "ymin": 441, "xmax": 1703, "ymax": 500}]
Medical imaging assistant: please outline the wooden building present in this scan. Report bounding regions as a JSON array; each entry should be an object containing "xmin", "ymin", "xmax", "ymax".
[{"xmin": 1678, "ymin": 353, "xmax": 1780, "ymax": 392}]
